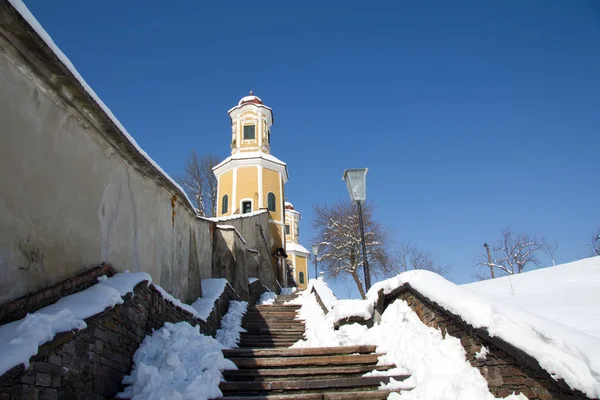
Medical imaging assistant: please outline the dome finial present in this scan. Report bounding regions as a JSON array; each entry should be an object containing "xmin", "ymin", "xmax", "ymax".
[{"xmin": 249, "ymin": 90, "xmax": 253, "ymax": 95}]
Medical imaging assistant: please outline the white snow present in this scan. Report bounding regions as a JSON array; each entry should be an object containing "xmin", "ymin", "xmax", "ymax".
[
  {"xmin": 153, "ymin": 285, "xmax": 201, "ymax": 320},
  {"xmin": 191, "ymin": 279, "xmax": 229, "ymax": 321},
  {"xmin": 207, "ymin": 209, "xmax": 267, "ymax": 223},
  {"xmin": 257, "ymin": 291, "xmax": 277, "ymax": 305},
  {"xmin": 248, "ymin": 277, "xmax": 258, "ymax": 284},
  {"xmin": 6, "ymin": 0, "xmax": 196, "ymax": 213},
  {"xmin": 291, "ymin": 291, "xmax": 525, "ymax": 400},
  {"xmin": 366, "ymin": 270, "xmax": 600, "ymax": 398},
  {"xmin": 237, "ymin": 95, "xmax": 262, "ymax": 105},
  {"xmin": 285, "ymin": 242, "xmax": 310, "ymax": 254},
  {"xmin": 216, "ymin": 301, "xmax": 248, "ymax": 348},
  {"xmin": 213, "ymin": 151, "xmax": 287, "ymax": 170},
  {"xmin": 306, "ymin": 278, "xmax": 337, "ymax": 311},
  {"xmin": 0, "ymin": 272, "xmax": 150, "ymax": 376},
  {"xmin": 463, "ymin": 256, "xmax": 600, "ymax": 338},
  {"xmin": 476, "ymin": 345, "xmax": 489, "ymax": 361},
  {"xmin": 280, "ymin": 287, "xmax": 297, "ymax": 295},
  {"xmin": 117, "ymin": 321, "xmax": 236, "ymax": 400}
]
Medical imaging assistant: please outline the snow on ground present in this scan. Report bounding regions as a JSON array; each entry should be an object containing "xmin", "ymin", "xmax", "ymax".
[
  {"xmin": 366, "ymin": 270, "xmax": 600, "ymax": 398},
  {"xmin": 117, "ymin": 322, "xmax": 236, "ymax": 400},
  {"xmin": 306, "ymin": 278, "xmax": 336, "ymax": 311},
  {"xmin": 257, "ymin": 291, "xmax": 277, "ymax": 305},
  {"xmin": 216, "ymin": 301, "xmax": 248, "ymax": 348},
  {"xmin": 291, "ymin": 290, "xmax": 525, "ymax": 400},
  {"xmin": 191, "ymin": 279, "xmax": 229, "ymax": 321},
  {"xmin": 463, "ymin": 256, "xmax": 600, "ymax": 338},
  {"xmin": 280, "ymin": 287, "xmax": 297, "ymax": 295},
  {"xmin": 0, "ymin": 272, "xmax": 150, "ymax": 376}
]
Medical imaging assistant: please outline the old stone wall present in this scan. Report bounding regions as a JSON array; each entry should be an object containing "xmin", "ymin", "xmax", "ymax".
[
  {"xmin": 0, "ymin": 277, "xmax": 239, "ymax": 399},
  {"xmin": 0, "ymin": 2, "xmax": 215, "ymax": 305},
  {"xmin": 384, "ymin": 288, "xmax": 588, "ymax": 400}
]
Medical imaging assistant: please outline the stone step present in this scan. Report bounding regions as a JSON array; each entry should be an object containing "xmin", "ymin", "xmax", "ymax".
[
  {"xmin": 238, "ymin": 342, "xmax": 300, "ymax": 348},
  {"xmin": 240, "ymin": 332, "xmax": 305, "ymax": 338},
  {"xmin": 223, "ymin": 346, "xmax": 377, "ymax": 358},
  {"xmin": 220, "ymin": 375, "xmax": 408, "ymax": 393},
  {"xmin": 215, "ymin": 390, "xmax": 402, "ymax": 400},
  {"xmin": 222, "ymin": 364, "xmax": 396, "ymax": 381},
  {"xmin": 229, "ymin": 354, "xmax": 383, "ymax": 369},
  {"xmin": 249, "ymin": 305, "xmax": 301, "ymax": 310},
  {"xmin": 243, "ymin": 327, "xmax": 305, "ymax": 334}
]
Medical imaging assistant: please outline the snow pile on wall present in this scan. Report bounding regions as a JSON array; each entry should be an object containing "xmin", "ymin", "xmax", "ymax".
[
  {"xmin": 306, "ymin": 278, "xmax": 337, "ymax": 311},
  {"xmin": 117, "ymin": 321, "xmax": 236, "ymax": 400},
  {"xmin": 367, "ymin": 270, "xmax": 600, "ymax": 398},
  {"xmin": 216, "ymin": 301, "xmax": 248, "ymax": 348},
  {"xmin": 0, "ymin": 272, "xmax": 150, "ymax": 376},
  {"xmin": 463, "ymin": 256, "xmax": 600, "ymax": 338},
  {"xmin": 191, "ymin": 279, "xmax": 229, "ymax": 321},
  {"xmin": 291, "ymin": 291, "xmax": 525, "ymax": 399},
  {"xmin": 257, "ymin": 292, "xmax": 277, "ymax": 305}
]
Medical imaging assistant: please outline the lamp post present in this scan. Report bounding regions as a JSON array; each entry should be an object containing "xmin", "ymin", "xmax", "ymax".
[
  {"xmin": 342, "ymin": 168, "xmax": 371, "ymax": 291},
  {"xmin": 312, "ymin": 244, "xmax": 319, "ymax": 280}
]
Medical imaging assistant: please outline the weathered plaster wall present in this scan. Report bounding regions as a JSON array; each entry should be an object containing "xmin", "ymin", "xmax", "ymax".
[{"xmin": 0, "ymin": 10, "xmax": 213, "ymax": 304}]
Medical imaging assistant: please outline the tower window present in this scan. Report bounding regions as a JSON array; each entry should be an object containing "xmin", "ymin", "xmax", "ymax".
[
  {"xmin": 222, "ymin": 194, "xmax": 228, "ymax": 214},
  {"xmin": 242, "ymin": 200, "xmax": 252, "ymax": 214},
  {"xmin": 299, "ymin": 271, "xmax": 305, "ymax": 284},
  {"xmin": 243, "ymin": 125, "xmax": 255, "ymax": 140},
  {"xmin": 285, "ymin": 224, "xmax": 290, "ymax": 235},
  {"xmin": 267, "ymin": 192, "xmax": 276, "ymax": 212}
]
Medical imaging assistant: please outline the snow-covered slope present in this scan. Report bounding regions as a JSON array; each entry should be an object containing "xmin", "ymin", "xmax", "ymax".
[{"xmin": 463, "ymin": 256, "xmax": 600, "ymax": 338}]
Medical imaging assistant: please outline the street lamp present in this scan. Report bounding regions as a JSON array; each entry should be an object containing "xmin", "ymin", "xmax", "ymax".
[
  {"xmin": 342, "ymin": 168, "xmax": 371, "ymax": 291},
  {"xmin": 312, "ymin": 244, "xmax": 320, "ymax": 280}
]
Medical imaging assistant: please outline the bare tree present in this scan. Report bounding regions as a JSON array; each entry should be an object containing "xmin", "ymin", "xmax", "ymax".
[
  {"xmin": 592, "ymin": 227, "xmax": 600, "ymax": 256},
  {"xmin": 312, "ymin": 200, "xmax": 391, "ymax": 299},
  {"xmin": 477, "ymin": 228, "xmax": 549, "ymax": 277},
  {"xmin": 177, "ymin": 151, "xmax": 219, "ymax": 217},
  {"xmin": 391, "ymin": 240, "xmax": 451, "ymax": 277},
  {"xmin": 544, "ymin": 240, "xmax": 558, "ymax": 266}
]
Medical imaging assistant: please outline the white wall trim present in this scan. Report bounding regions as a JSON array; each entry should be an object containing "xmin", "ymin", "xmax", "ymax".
[
  {"xmin": 258, "ymin": 165, "xmax": 263, "ymax": 209},
  {"xmin": 232, "ymin": 167, "xmax": 237, "ymax": 214}
]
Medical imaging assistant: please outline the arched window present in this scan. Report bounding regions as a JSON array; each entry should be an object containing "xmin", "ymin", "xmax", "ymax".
[
  {"xmin": 222, "ymin": 195, "xmax": 228, "ymax": 214},
  {"xmin": 299, "ymin": 271, "xmax": 305, "ymax": 284},
  {"xmin": 267, "ymin": 192, "xmax": 276, "ymax": 212}
]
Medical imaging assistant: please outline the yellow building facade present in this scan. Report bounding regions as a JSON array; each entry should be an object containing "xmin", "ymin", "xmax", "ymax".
[
  {"xmin": 213, "ymin": 94, "xmax": 289, "ymax": 283},
  {"xmin": 284, "ymin": 202, "xmax": 310, "ymax": 290}
]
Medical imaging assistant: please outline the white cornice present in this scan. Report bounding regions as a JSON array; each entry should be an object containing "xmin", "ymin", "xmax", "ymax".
[{"xmin": 213, "ymin": 154, "xmax": 288, "ymax": 183}]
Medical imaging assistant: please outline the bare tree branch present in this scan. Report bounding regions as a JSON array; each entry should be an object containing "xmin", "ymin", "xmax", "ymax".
[
  {"xmin": 176, "ymin": 151, "xmax": 219, "ymax": 217},
  {"xmin": 312, "ymin": 200, "xmax": 391, "ymax": 299},
  {"xmin": 476, "ymin": 227, "xmax": 550, "ymax": 277},
  {"xmin": 390, "ymin": 241, "xmax": 451, "ymax": 276}
]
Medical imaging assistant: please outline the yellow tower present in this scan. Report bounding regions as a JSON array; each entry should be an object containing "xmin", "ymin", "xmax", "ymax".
[
  {"xmin": 284, "ymin": 202, "xmax": 310, "ymax": 290},
  {"xmin": 213, "ymin": 93, "xmax": 289, "ymax": 280}
]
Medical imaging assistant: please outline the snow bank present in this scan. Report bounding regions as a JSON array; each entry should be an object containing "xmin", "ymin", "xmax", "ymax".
[
  {"xmin": 306, "ymin": 278, "xmax": 337, "ymax": 311},
  {"xmin": 0, "ymin": 272, "xmax": 150, "ymax": 376},
  {"xmin": 117, "ymin": 321, "xmax": 236, "ymax": 400},
  {"xmin": 464, "ymin": 256, "xmax": 600, "ymax": 338},
  {"xmin": 257, "ymin": 291, "xmax": 277, "ymax": 305},
  {"xmin": 191, "ymin": 279, "xmax": 229, "ymax": 321},
  {"xmin": 6, "ymin": 0, "xmax": 196, "ymax": 212},
  {"xmin": 367, "ymin": 270, "xmax": 600, "ymax": 398},
  {"xmin": 207, "ymin": 210, "xmax": 267, "ymax": 223},
  {"xmin": 216, "ymin": 301, "xmax": 248, "ymax": 348},
  {"xmin": 292, "ymin": 292, "xmax": 525, "ymax": 399}
]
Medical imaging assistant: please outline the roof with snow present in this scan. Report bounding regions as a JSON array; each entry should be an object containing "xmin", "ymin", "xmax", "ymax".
[
  {"xmin": 286, "ymin": 242, "xmax": 310, "ymax": 255},
  {"xmin": 284, "ymin": 201, "xmax": 294, "ymax": 210},
  {"xmin": 463, "ymin": 256, "xmax": 600, "ymax": 338},
  {"xmin": 238, "ymin": 94, "xmax": 263, "ymax": 106},
  {"xmin": 227, "ymin": 92, "xmax": 274, "ymax": 122}
]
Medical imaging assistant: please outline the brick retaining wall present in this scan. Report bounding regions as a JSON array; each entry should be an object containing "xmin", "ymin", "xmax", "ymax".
[{"xmin": 0, "ymin": 275, "xmax": 239, "ymax": 399}]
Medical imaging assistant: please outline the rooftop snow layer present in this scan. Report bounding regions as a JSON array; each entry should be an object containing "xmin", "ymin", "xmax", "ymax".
[
  {"xmin": 463, "ymin": 256, "xmax": 600, "ymax": 338},
  {"xmin": 366, "ymin": 270, "xmax": 600, "ymax": 398},
  {"xmin": 286, "ymin": 242, "xmax": 310, "ymax": 254}
]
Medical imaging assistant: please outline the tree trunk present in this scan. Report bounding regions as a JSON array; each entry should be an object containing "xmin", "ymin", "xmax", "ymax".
[{"xmin": 350, "ymin": 272, "xmax": 366, "ymax": 299}]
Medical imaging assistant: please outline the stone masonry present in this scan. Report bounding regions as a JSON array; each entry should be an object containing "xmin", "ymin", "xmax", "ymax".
[{"xmin": 0, "ymin": 273, "xmax": 240, "ymax": 399}]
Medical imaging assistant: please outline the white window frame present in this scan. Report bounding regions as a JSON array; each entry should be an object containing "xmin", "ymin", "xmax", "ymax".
[{"xmin": 240, "ymin": 198, "xmax": 253, "ymax": 214}]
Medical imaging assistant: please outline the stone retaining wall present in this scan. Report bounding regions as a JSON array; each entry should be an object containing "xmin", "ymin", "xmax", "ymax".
[
  {"xmin": 0, "ymin": 276, "xmax": 239, "ymax": 399},
  {"xmin": 381, "ymin": 287, "xmax": 589, "ymax": 400}
]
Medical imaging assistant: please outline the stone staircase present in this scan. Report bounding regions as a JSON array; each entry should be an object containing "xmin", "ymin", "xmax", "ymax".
[{"xmin": 216, "ymin": 293, "xmax": 409, "ymax": 399}]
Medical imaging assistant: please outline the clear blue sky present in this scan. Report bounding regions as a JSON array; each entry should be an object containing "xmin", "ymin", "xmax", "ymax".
[{"xmin": 22, "ymin": 0, "xmax": 600, "ymax": 297}]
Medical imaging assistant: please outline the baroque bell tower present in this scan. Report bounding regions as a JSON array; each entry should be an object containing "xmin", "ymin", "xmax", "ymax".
[{"xmin": 213, "ymin": 93, "xmax": 289, "ymax": 280}]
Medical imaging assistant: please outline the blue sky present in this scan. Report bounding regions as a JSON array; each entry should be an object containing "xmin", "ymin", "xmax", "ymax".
[{"xmin": 22, "ymin": 0, "xmax": 600, "ymax": 297}]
